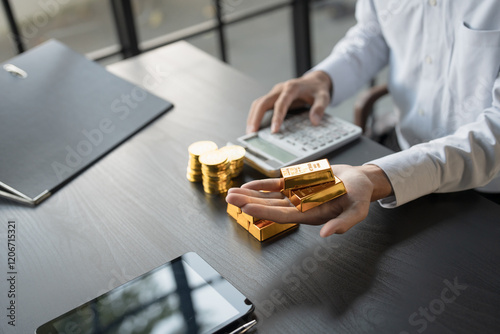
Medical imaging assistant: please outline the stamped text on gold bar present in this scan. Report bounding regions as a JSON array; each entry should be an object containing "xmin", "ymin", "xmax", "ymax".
[
  {"xmin": 280, "ymin": 158, "xmax": 334, "ymax": 191},
  {"xmin": 289, "ymin": 176, "xmax": 346, "ymax": 212}
]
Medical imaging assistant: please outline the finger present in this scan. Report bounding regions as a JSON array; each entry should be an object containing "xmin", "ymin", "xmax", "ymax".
[
  {"xmin": 271, "ymin": 80, "xmax": 301, "ymax": 133},
  {"xmin": 319, "ymin": 201, "xmax": 369, "ymax": 237},
  {"xmin": 246, "ymin": 96, "xmax": 274, "ymax": 134},
  {"xmin": 227, "ymin": 187, "xmax": 284, "ymax": 199},
  {"xmin": 226, "ymin": 191, "xmax": 291, "ymax": 208},
  {"xmin": 246, "ymin": 84, "xmax": 283, "ymax": 134},
  {"xmin": 309, "ymin": 90, "xmax": 329, "ymax": 126},
  {"xmin": 240, "ymin": 178, "xmax": 283, "ymax": 192},
  {"xmin": 242, "ymin": 203, "xmax": 301, "ymax": 223}
]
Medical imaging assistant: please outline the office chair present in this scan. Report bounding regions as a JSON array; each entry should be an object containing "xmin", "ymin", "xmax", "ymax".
[{"xmin": 353, "ymin": 84, "xmax": 400, "ymax": 151}]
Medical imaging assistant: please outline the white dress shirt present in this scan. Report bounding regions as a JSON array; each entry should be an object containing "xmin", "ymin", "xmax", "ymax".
[{"xmin": 313, "ymin": 0, "xmax": 500, "ymax": 207}]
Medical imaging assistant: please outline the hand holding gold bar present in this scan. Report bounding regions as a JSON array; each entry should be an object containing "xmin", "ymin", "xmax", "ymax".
[
  {"xmin": 227, "ymin": 164, "xmax": 390, "ymax": 238},
  {"xmin": 227, "ymin": 159, "xmax": 347, "ymax": 240}
]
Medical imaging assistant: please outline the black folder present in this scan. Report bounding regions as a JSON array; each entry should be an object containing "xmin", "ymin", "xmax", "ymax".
[{"xmin": 0, "ymin": 40, "xmax": 173, "ymax": 205}]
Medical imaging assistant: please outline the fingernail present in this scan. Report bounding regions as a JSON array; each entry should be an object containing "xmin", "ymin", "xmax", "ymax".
[
  {"xmin": 271, "ymin": 123, "xmax": 279, "ymax": 133},
  {"xmin": 246, "ymin": 125, "xmax": 256, "ymax": 134}
]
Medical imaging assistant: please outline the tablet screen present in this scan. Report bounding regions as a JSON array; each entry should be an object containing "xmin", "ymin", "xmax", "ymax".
[{"xmin": 36, "ymin": 253, "xmax": 253, "ymax": 334}]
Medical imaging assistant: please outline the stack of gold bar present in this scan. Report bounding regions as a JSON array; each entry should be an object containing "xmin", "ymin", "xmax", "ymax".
[
  {"xmin": 218, "ymin": 145, "xmax": 245, "ymax": 178},
  {"xmin": 187, "ymin": 141, "xmax": 218, "ymax": 182},
  {"xmin": 199, "ymin": 149, "xmax": 232, "ymax": 194},
  {"xmin": 280, "ymin": 158, "xmax": 346, "ymax": 212},
  {"xmin": 227, "ymin": 203, "xmax": 298, "ymax": 241},
  {"xmin": 226, "ymin": 159, "xmax": 345, "ymax": 241}
]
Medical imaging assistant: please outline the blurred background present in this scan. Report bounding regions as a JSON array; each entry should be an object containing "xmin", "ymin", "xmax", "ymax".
[{"xmin": 0, "ymin": 0, "xmax": 384, "ymax": 122}]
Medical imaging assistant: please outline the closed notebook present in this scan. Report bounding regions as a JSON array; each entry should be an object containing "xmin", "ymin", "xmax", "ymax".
[{"xmin": 0, "ymin": 39, "xmax": 173, "ymax": 205}]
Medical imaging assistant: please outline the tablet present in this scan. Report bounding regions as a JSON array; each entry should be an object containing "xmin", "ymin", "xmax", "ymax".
[{"xmin": 36, "ymin": 252, "xmax": 254, "ymax": 334}]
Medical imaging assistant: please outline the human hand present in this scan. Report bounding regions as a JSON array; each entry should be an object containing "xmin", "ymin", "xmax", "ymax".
[
  {"xmin": 225, "ymin": 164, "xmax": 393, "ymax": 237},
  {"xmin": 246, "ymin": 70, "xmax": 333, "ymax": 134}
]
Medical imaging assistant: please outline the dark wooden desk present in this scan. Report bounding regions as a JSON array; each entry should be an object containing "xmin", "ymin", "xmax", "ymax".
[{"xmin": 1, "ymin": 41, "xmax": 499, "ymax": 334}]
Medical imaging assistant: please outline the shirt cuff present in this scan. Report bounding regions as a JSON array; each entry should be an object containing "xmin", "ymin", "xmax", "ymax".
[
  {"xmin": 311, "ymin": 56, "xmax": 358, "ymax": 107},
  {"xmin": 377, "ymin": 195, "xmax": 398, "ymax": 208},
  {"xmin": 365, "ymin": 148, "xmax": 440, "ymax": 208}
]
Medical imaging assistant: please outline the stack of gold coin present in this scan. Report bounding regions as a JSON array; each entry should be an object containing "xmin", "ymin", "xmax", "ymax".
[
  {"xmin": 199, "ymin": 149, "xmax": 232, "ymax": 194},
  {"xmin": 218, "ymin": 145, "xmax": 245, "ymax": 178},
  {"xmin": 187, "ymin": 141, "xmax": 218, "ymax": 182}
]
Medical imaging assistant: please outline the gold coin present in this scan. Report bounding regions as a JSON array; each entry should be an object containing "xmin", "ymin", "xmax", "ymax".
[
  {"xmin": 231, "ymin": 167, "xmax": 244, "ymax": 178},
  {"xmin": 188, "ymin": 141, "xmax": 218, "ymax": 157},
  {"xmin": 202, "ymin": 180, "xmax": 232, "ymax": 194},
  {"xmin": 203, "ymin": 187, "xmax": 229, "ymax": 195},
  {"xmin": 201, "ymin": 162, "xmax": 230, "ymax": 174},
  {"xmin": 187, "ymin": 168, "xmax": 202, "ymax": 175},
  {"xmin": 187, "ymin": 173, "xmax": 202, "ymax": 182},
  {"xmin": 199, "ymin": 150, "xmax": 229, "ymax": 166},
  {"xmin": 219, "ymin": 145, "xmax": 245, "ymax": 161},
  {"xmin": 231, "ymin": 160, "xmax": 245, "ymax": 167},
  {"xmin": 187, "ymin": 161, "xmax": 200, "ymax": 168}
]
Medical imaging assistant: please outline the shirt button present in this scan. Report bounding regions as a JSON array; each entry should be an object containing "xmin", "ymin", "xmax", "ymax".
[
  {"xmin": 429, "ymin": 0, "xmax": 437, "ymax": 6},
  {"xmin": 425, "ymin": 55, "xmax": 433, "ymax": 64}
]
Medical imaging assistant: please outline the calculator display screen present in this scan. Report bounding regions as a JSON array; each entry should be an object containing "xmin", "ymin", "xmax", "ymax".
[{"xmin": 245, "ymin": 136, "xmax": 298, "ymax": 163}]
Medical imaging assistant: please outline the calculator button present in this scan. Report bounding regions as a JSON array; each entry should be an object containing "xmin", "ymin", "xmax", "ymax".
[{"xmin": 255, "ymin": 113, "xmax": 361, "ymax": 159}]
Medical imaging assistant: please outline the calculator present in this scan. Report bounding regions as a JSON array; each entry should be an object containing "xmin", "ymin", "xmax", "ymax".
[{"xmin": 237, "ymin": 112, "xmax": 362, "ymax": 177}]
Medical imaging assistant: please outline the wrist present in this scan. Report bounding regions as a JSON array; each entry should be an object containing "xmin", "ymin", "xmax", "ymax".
[
  {"xmin": 304, "ymin": 70, "xmax": 333, "ymax": 98},
  {"xmin": 356, "ymin": 164, "xmax": 393, "ymax": 202}
]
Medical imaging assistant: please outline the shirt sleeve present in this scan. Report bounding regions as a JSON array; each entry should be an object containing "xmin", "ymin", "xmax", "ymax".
[
  {"xmin": 311, "ymin": 0, "xmax": 389, "ymax": 106},
  {"xmin": 369, "ymin": 74, "xmax": 500, "ymax": 208}
]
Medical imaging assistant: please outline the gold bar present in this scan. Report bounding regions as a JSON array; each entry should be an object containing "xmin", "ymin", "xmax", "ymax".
[
  {"xmin": 236, "ymin": 214, "xmax": 251, "ymax": 230},
  {"xmin": 280, "ymin": 159, "xmax": 334, "ymax": 191},
  {"xmin": 281, "ymin": 188, "xmax": 292, "ymax": 198},
  {"xmin": 241, "ymin": 212, "xmax": 259, "ymax": 224},
  {"xmin": 248, "ymin": 220, "xmax": 298, "ymax": 241},
  {"xmin": 289, "ymin": 176, "xmax": 346, "ymax": 212},
  {"xmin": 226, "ymin": 203, "xmax": 241, "ymax": 220}
]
